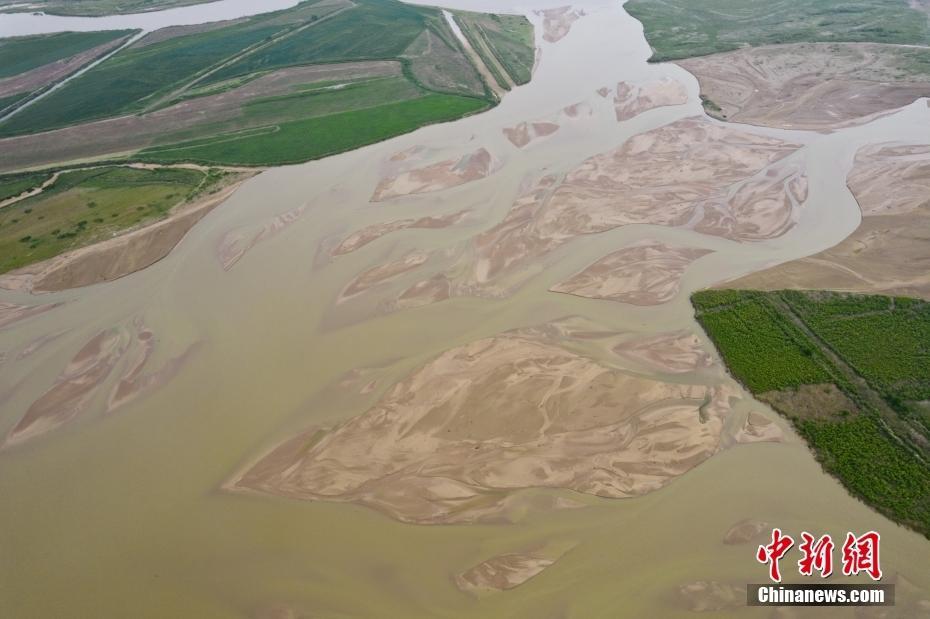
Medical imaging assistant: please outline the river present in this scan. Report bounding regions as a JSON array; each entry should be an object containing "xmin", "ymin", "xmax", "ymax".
[
  {"xmin": 1, "ymin": 0, "xmax": 929, "ymax": 617},
  {"xmin": 0, "ymin": 0, "xmax": 302, "ymax": 38}
]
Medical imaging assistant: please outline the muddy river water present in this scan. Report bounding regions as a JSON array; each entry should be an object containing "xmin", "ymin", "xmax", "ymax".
[{"xmin": 2, "ymin": 0, "xmax": 930, "ymax": 617}]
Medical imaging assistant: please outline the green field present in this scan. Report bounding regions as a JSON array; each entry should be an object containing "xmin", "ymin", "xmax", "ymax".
[
  {"xmin": 0, "ymin": 166, "xmax": 213, "ymax": 274},
  {"xmin": 204, "ymin": 0, "xmax": 435, "ymax": 84},
  {"xmin": 693, "ymin": 289, "xmax": 930, "ymax": 537},
  {"xmin": 0, "ymin": 172, "xmax": 51, "ymax": 202},
  {"xmin": 454, "ymin": 11, "xmax": 535, "ymax": 86},
  {"xmin": 137, "ymin": 93, "xmax": 488, "ymax": 166},
  {"xmin": 0, "ymin": 30, "xmax": 133, "ymax": 79},
  {"xmin": 626, "ymin": 0, "xmax": 930, "ymax": 61},
  {"xmin": 0, "ymin": 0, "xmax": 519, "ymax": 170},
  {"xmin": 0, "ymin": 20, "xmax": 286, "ymax": 135}
]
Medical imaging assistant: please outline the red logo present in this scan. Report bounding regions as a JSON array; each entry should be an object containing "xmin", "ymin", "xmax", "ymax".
[
  {"xmin": 798, "ymin": 532, "xmax": 834, "ymax": 578},
  {"xmin": 841, "ymin": 531, "xmax": 882, "ymax": 581},
  {"xmin": 756, "ymin": 528, "xmax": 794, "ymax": 583},
  {"xmin": 757, "ymin": 529, "xmax": 881, "ymax": 582}
]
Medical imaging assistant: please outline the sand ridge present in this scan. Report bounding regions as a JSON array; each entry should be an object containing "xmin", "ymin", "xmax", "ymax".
[
  {"xmin": 454, "ymin": 552, "xmax": 555, "ymax": 594},
  {"xmin": 371, "ymin": 147, "xmax": 497, "ymax": 202},
  {"xmin": 217, "ymin": 203, "xmax": 308, "ymax": 271},
  {"xmin": 0, "ymin": 300, "xmax": 62, "ymax": 329},
  {"xmin": 535, "ymin": 6, "xmax": 585, "ymax": 43},
  {"xmin": 502, "ymin": 121, "xmax": 560, "ymax": 148},
  {"xmin": 330, "ymin": 209, "xmax": 468, "ymax": 257},
  {"xmin": 727, "ymin": 142, "xmax": 930, "ymax": 299},
  {"xmin": 612, "ymin": 330, "xmax": 714, "ymax": 374},
  {"xmin": 550, "ymin": 240, "xmax": 713, "ymax": 305},
  {"xmin": 388, "ymin": 119, "xmax": 806, "ymax": 309},
  {"xmin": 612, "ymin": 79, "xmax": 688, "ymax": 122},
  {"xmin": 678, "ymin": 43, "xmax": 930, "ymax": 130},
  {"xmin": 227, "ymin": 323, "xmax": 736, "ymax": 524},
  {"xmin": 3, "ymin": 319, "xmax": 197, "ymax": 447}
]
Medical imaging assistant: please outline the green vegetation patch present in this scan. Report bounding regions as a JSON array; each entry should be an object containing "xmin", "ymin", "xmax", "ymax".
[
  {"xmin": 626, "ymin": 0, "xmax": 930, "ymax": 61},
  {"xmin": 455, "ymin": 11, "xmax": 534, "ymax": 85},
  {"xmin": 0, "ymin": 172, "xmax": 51, "ymax": 202},
  {"xmin": 783, "ymin": 291, "xmax": 930, "ymax": 401},
  {"xmin": 693, "ymin": 289, "xmax": 930, "ymax": 537},
  {"xmin": 0, "ymin": 166, "xmax": 207, "ymax": 274},
  {"xmin": 205, "ymin": 0, "xmax": 435, "ymax": 85},
  {"xmin": 0, "ymin": 19, "xmax": 288, "ymax": 135},
  {"xmin": 692, "ymin": 290, "xmax": 834, "ymax": 392},
  {"xmin": 799, "ymin": 415, "xmax": 930, "ymax": 535},
  {"xmin": 0, "ymin": 30, "xmax": 132, "ymax": 79},
  {"xmin": 137, "ymin": 93, "xmax": 488, "ymax": 166}
]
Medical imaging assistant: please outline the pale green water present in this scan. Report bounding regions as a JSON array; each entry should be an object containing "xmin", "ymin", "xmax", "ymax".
[{"xmin": 1, "ymin": 1, "xmax": 930, "ymax": 617}]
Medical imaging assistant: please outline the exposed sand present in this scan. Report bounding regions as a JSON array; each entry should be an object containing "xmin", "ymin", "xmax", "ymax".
[
  {"xmin": 0, "ymin": 172, "xmax": 254, "ymax": 293},
  {"xmin": 393, "ymin": 273, "xmax": 452, "ymax": 310},
  {"xmin": 612, "ymin": 330, "xmax": 714, "ymax": 374},
  {"xmin": 732, "ymin": 411, "xmax": 784, "ymax": 444},
  {"xmin": 330, "ymin": 209, "xmax": 468, "ymax": 256},
  {"xmin": 612, "ymin": 79, "xmax": 688, "ymax": 122},
  {"xmin": 502, "ymin": 121, "xmax": 560, "ymax": 148},
  {"xmin": 535, "ymin": 6, "xmax": 584, "ymax": 43},
  {"xmin": 722, "ymin": 519, "xmax": 770, "ymax": 545},
  {"xmin": 371, "ymin": 147, "xmax": 497, "ymax": 202},
  {"xmin": 727, "ymin": 143, "xmax": 930, "ymax": 299},
  {"xmin": 217, "ymin": 203, "xmax": 307, "ymax": 271},
  {"xmin": 470, "ymin": 119, "xmax": 803, "ymax": 291},
  {"xmin": 550, "ymin": 241, "xmax": 712, "ymax": 305},
  {"xmin": 0, "ymin": 35, "xmax": 128, "ymax": 101},
  {"xmin": 678, "ymin": 43, "xmax": 930, "ymax": 130},
  {"xmin": 4, "ymin": 329, "xmax": 126, "ymax": 447},
  {"xmin": 676, "ymin": 581, "xmax": 743, "ymax": 612},
  {"xmin": 0, "ymin": 300, "xmax": 62, "ymax": 328},
  {"xmin": 454, "ymin": 552, "xmax": 555, "ymax": 594},
  {"xmin": 106, "ymin": 323, "xmax": 200, "ymax": 413},
  {"xmin": 339, "ymin": 251, "xmax": 430, "ymax": 300},
  {"xmin": 227, "ymin": 325, "xmax": 734, "ymax": 524},
  {"xmin": 3, "ymin": 319, "xmax": 197, "ymax": 447}
]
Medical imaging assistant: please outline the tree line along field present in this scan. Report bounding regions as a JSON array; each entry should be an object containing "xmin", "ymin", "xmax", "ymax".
[
  {"xmin": 0, "ymin": 0, "xmax": 534, "ymax": 168},
  {"xmin": 626, "ymin": 0, "xmax": 930, "ymax": 62},
  {"xmin": 0, "ymin": 166, "xmax": 221, "ymax": 275},
  {"xmin": 693, "ymin": 289, "xmax": 930, "ymax": 537}
]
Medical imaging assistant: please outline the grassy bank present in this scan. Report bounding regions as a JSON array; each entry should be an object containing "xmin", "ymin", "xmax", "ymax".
[
  {"xmin": 0, "ymin": 166, "xmax": 218, "ymax": 274},
  {"xmin": 693, "ymin": 289, "xmax": 930, "ymax": 537},
  {"xmin": 627, "ymin": 0, "xmax": 930, "ymax": 62}
]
